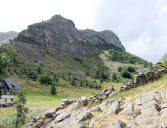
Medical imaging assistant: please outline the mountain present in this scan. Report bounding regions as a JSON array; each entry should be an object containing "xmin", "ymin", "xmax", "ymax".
[
  {"xmin": 11, "ymin": 15, "xmax": 149, "ymax": 75},
  {"xmin": 0, "ymin": 31, "xmax": 18, "ymax": 42},
  {"xmin": 16, "ymin": 15, "xmax": 124, "ymax": 56}
]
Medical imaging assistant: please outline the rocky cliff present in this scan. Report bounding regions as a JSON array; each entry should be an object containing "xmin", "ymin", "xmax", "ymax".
[
  {"xmin": 0, "ymin": 31, "xmax": 18, "ymax": 42},
  {"xmin": 16, "ymin": 15, "xmax": 125, "ymax": 56}
]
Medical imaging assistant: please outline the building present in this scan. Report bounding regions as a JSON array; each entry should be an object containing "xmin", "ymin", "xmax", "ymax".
[
  {"xmin": 0, "ymin": 80, "xmax": 22, "ymax": 95},
  {"xmin": 0, "ymin": 95, "xmax": 14, "ymax": 107}
]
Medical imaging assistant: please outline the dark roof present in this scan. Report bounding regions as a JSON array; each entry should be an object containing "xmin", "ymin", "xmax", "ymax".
[{"xmin": 4, "ymin": 80, "xmax": 22, "ymax": 90}]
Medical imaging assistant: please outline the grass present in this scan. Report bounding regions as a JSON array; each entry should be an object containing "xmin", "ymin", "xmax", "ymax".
[{"xmin": 0, "ymin": 74, "xmax": 103, "ymax": 128}]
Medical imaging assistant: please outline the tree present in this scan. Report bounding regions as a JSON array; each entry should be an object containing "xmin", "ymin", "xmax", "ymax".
[
  {"xmin": 120, "ymin": 69, "xmax": 132, "ymax": 79},
  {"xmin": 39, "ymin": 74, "xmax": 52, "ymax": 85},
  {"xmin": 0, "ymin": 86, "xmax": 2, "ymax": 96},
  {"xmin": 51, "ymin": 84, "xmax": 56, "ymax": 95},
  {"xmin": 0, "ymin": 53, "xmax": 11, "ymax": 78},
  {"xmin": 111, "ymin": 86, "xmax": 115, "ymax": 92},
  {"xmin": 36, "ymin": 66, "xmax": 42, "ymax": 74},
  {"xmin": 117, "ymin": 66, "xmax": 122, "ymax": 72},
  {"xmin": 127, "ymin": 66, "xmax": 136, "ymax": 72},
  {"xmin": 14, "ymin": 91, "xmax": 28, "ymax": 128},
  {"xmin": 71, "ymin": 77, "xmax": 76, "ymax": 86},
  {"xmin": 112, "ymin": 73, "xmax": 117, "ymax": 81}
]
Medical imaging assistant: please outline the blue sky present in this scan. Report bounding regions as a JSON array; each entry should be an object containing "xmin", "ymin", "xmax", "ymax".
[{"xmin": 0, "ymin": 0, "xmax": 167, "ymax": 63}]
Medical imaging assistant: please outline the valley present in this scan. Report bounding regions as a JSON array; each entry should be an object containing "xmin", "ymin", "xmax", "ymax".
[{"xmin": 0, "ymin": 15, "xmax": 165, "ymax": 128}]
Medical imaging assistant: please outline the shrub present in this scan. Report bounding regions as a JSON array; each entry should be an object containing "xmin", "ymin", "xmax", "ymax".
[
  {"xmin": 112, "ymin": 72, "xmax": 117, "ymax": 81},
  {"xmin": 127, "ymin": 66, "xmax": 136, "ymax": 72},
  {"xmin": 117, "ymin": 67, "xmax": 122, "ymax": 72},
  {"xmin": 39, "ymin": 74, "xmax": 52, "ymax": 85},
  {"xmin": 71, "ymin": 77, "xmax": 76, "ymax": 86},
  {"xmin": 120, "ymin": 69, "xmax": 132, "ymax": 79},
  {"xmin": 96, "ymin": 69, "xmax": 109, "ymax": 81},
  {"xmin": 36, "ymin": 66, "xmax": 42, "ymax": 74},
  {"xmin": 111, "ymin": 86, "xmax": 115, "ymax": 92},
  {"xmin": 27, "ymin": 72, "xmax": 37, "ymax": 81},
  {"xmin": 51, "ymin": 84, "xmax": 56, "ymax": 95}
]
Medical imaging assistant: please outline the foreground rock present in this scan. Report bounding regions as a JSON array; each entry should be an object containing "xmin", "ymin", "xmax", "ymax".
[{"xmin": 25, "ymin": 89, "xmax": 167, "ymax": 128}]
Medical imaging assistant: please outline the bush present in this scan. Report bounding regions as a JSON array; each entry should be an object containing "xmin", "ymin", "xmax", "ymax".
[
  {"xmin": 51, "ymin": 84, "xmax": 56, "ymax": 95},
  {"xmin": 117, "ymin": 67, "xmax": 122, "ymax": 72},
  {"xmin": 39, "ymin": 74, "xmax": 52, "ymax": 85},
  {"xmin": 36, "ymin": 66, "xmax": 42, "ymax": 74},
  {"xmin": 96, "ymin": 69, "xmax": 109, "ymax": 81},
  {"xmin": 111, "ymin": 86, "xmax": 115, "ymax": 92},
  {"xmin": 71, "ymin": 77, "xmax": 76, "ymax": 86},
  {"xmin": 127, "ymin": 66, "xmax": 136, "ymax": 72},
  {"xmin": 112, "ymin": 73, "xmax": 117, "ymax": 81},
  {"xmin": 27, "ymin": 71, "xmax": 37, "ymax": 81},
  {"xmin": 120, "ymin": 69, "xmax": 132, "ymax": 79}
]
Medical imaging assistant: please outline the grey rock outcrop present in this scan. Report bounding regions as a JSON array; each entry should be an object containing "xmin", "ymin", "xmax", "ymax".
[
  {"xmin": 25, "ymin": 89, "xmax": 167, "ymax": 128},
  {"xmin": 16, "ymin": 15, "xmax": 125, "ymax": 56}
]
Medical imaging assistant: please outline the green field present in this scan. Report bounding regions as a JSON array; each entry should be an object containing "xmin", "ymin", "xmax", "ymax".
[{"xmin": 0, "ymin": 75, "xmax": 103, "ymax": 128}]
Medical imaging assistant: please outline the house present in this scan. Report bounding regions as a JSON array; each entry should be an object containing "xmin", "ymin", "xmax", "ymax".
[
  {"xmin": 0, "ymin": 80, "xmax": 22, "ymax": 95},
  {"xmin": 0, "ymin": 95, "xmax": 14, "ymax": 107}
]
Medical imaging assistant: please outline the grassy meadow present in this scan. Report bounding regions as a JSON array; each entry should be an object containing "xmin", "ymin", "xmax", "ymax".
[{"xmin": 0, "ymin": 75, "xmax": 103, "ymax": 128}]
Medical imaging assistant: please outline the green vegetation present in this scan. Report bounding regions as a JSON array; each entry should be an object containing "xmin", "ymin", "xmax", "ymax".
[
  {"xmin": 39, "ymin": 74, "xmax": 52, "ymax": 85},
  {"xmin": 14, "ymin": 92, "xmax": 28, "ymax": 128},
  {"xmin": 120, "ymin": 68, "xmax": 132, "ymax": 79},
  {"xmin": 51, "ymin": 84, "xmax": 56, "ymax": 95},
  {"xmin": 95, "ymin": 69, "xmax": 109, "ymax": 82},
  {"xmin": 162, "ymin": 59, "xmax": 167, "ymax": 68},
  {"xmin": 108, "ymin": 49, "xmax": 149, "ymax": 65}
]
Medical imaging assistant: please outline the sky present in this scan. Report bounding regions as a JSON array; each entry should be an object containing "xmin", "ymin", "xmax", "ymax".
[{"xmin": 0, "ymin": 0, "xmax": 167, "ymax": 63}]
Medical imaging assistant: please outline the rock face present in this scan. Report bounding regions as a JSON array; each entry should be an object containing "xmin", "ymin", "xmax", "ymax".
[
  {"xmin": 0, "ymin": 31, "xmax": 18, "ymax": 42},
  {"xmin": 16, "ymin": 15, "xmax": 125, "ymax": 56},
  {"xmin": 25, "ymin": 89, "xmax": 167, "ymax": 128}
]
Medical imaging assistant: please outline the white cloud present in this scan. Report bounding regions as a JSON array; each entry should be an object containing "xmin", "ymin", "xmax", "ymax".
[
  {"xmin": 0, "ymin": 0, "xmax": 98, "ymax": 32},
  {"xmin": 94, "ymin": 0, "xmax": 167, "ymax": 63},
  {"xmin": 0, "ymin": 0, "xmax": 167, "ymax": 63}
]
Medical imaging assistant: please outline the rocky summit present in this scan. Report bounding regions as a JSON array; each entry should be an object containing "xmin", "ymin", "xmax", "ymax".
[{"xmin": 16, "ymin": 15, "xmax": 125, "ymax": 56}]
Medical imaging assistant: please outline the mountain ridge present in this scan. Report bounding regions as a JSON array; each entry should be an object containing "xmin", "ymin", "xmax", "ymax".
[{"xmin": 16, "ymin": 15, "xmax": 125, "ymax": 56}]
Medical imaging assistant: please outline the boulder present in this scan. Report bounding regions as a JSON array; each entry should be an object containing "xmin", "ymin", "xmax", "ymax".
[{"xmin": 105, "ymin": 120, "xmax": 127, "ymax": 128}]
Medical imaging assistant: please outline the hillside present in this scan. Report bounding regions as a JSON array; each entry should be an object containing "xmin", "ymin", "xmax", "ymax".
[
  {"xmin": 9, "ymin": 15, "xmax": 150, "ymax": 78},
  {"xmin": 25, "ymin": 65, "xmax": 167, "ymax": 128},
  {"xmin": 0, "ymin": 15, "xmax": 152, "ymax": 128}
]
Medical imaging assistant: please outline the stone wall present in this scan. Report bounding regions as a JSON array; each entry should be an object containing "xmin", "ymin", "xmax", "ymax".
[{"xmin": 120, "ymin": 67, "xmax": 167, "ymax": 92}]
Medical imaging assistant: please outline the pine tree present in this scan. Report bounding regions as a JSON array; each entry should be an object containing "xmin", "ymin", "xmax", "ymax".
[
  {"xmin": 15, "ymin": 91, "xmax": 28, "ymax": 128},
  {"xmin": 51, "ymin": 84, "xmax": 56, "ymax": 95}
]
